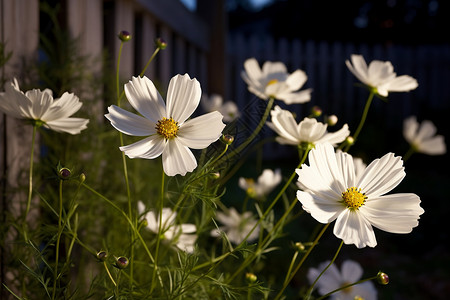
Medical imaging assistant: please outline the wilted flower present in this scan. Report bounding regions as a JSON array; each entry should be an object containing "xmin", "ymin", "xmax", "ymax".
[
  {"xmin": 105, "ymin": 74, "xmax": 226, "ymax": 176},
  {"xmin": 138, "ymin": 201, "xmax": 197, "ymax": 252},
  {"xmin": 239, "ymin": 168, "xmax": 282, "ymax": 200},
  {"xmin": 241, "ymin": 58, "xmax": 312, "ymax": 104},
  {"xmin": 0, "ymin": 79, "xmax": 89, "ymax": 134},
  {"xmin": 346, "ymin": 54, "xmax": 418, "ymax": 97},
  {"xmin": 267, "ymin": 106, "xmax": 349, "ymax": 147},
  {"xmin": 211, "ymin": 207, "xmax": 260, "ymax": 244},
  {"xmin": 403, "ymin": 116, "xmax": 446, "ymax": 155},
  {"xmin": 296, "ymin": 143, "xmax": 424, "ymax": 248},
  {"xmin": 201, "ymin": 93, "xmax": 240, "ymax": 122},
  {"xmin": 307, "ymin": 260, "xmax": 377, "ymax": 300}
]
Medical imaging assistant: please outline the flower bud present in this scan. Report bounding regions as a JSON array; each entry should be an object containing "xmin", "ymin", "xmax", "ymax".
[
  {"xmin": 245, "ymin": 272, "xmax": 257, "ymax": 284},
  {"xmin": 377, "ymin": 271, "xmax": 389, "ymax": 285},
  {"xmin": 96, "ymin": 250, "xmax": 108, "ymax": 262},
  {"xmin": 326, "ymin": 115, "xmax": 338, "ymax": 126},
  {"xmin": 58, "ymin": 167, "xmax": 71, "ymax": 180},
  {"xmin": 294, "ymin": 242, "xmax": 305, "ymax": 252},
  {"xmin": 79, "ymin": 173, "xmax": 86, "ymax": 183},
  {"xmin": 114, "ymin": 256, "xmax": 129, "ymax": 269},
  {"xmin": 155, "ymin": 37, "xmax": 167, "ymax": 50},
  {"xmin": 118, "ymin": 30, "xmax": 132, "ymax": 42},
  {"xmin": 345, "ymin": 136, "xmax": 355, "ymax": 146},
  {"xmin": 222, "ymin": 134, "xmax": 234, "ymax": 145},
  {"xmin": 311, "ymin": 106, "xmax": 322, "ymax": 117},
  {"xmin": 211, "ymin": 172, "xmax": 220, "ymax": 179}
]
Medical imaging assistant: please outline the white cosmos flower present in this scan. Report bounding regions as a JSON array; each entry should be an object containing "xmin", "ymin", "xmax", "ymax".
[
  {"xmin": 201, "ymin": 93, "xmax": 240, "ymax": 122},
  {"xmin": 241, "ymin": 58, "xmax": 312, "ymax": 104},
  {"xmin": 267, "ymin": 106, "xmax": 350, "ymax": 147},
  {"xmin": 296, "ymin": 143, "xmax": 424, "ymax": 248},
  {"xmin": 345, "ymin": 54, "xmax": 418, "ymax": 97},
  {"xmin": 239, "ymin": 168, "xmax": 282, "ymax": 200},
  {"xmin": 211, "ymin": 207, "xmax": 259, "ymax": 244},
  {"xmin": 403, "ymin": 116, "xmax": 446, "ymax": 155},
  {"xmin": 0, "ymin": 78, "xmax": 89, "ymax": 134},
  {"xmin": 138, "ymin": 201, "xmax": 197, "ymax": 253},
  {"xmin": 105, "ymin": 74, "xmax": 226, "ymax": 176},
  {"xmin": 307, "ymin": 260, "xmax": 377, "ymax": 300}
]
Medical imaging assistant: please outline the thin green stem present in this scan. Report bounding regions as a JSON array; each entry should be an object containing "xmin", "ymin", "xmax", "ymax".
[
  {"xmin": 343, "ymin": 91, "xmax": 375, "ymax": 152},
  {"xmin": 273, "ymin": 223, "xmax": 331, "ymax": 300},
  {"xmin": 227, "ymin": 146, "xmax": 310, "ymax": 283},
  {"xmin": 51, "ymin": 180, "xmax": 64, "ymax": 300},
  {"xmin": 24, "ymin": 125, "xmax": 37, "ymax": 224},
  {"xmin": 115, "ymin": 39, "xmax": 136, "ymax": 289},
  {"xmin": 103, "ymin": 261, "xmax": 117, "ymax": 286},
  {"xmin": 283, "ymin": 250, "xmax": 299, "ymax": 288},
  {"xmin": 116, "ymin": 41, "xmax": 124, "ymax": 106},
  {"xmin": 139, "ymin": 48, "xmax": 160, "ymax": 77},
  {"xmin": 151, "ymin": 171, "xmax": 165, "ymax": 293},
  {"xmin": 217, "ymin": 97, "xmax": 275, "ymax": 166},
  {"xmin": 403, "ymin": 146, "xmax": 416, "ymax": 162},
  {"xmin": 81, "ymin": 183, "xmax": 155, "ymax": 264},
  {"xmin": 315, "ymin": 275, "xmax": 378, "ymax": 300},
  {"xmin": 305, "ymin": 240, "xmax": 344, "ymax": 299}
]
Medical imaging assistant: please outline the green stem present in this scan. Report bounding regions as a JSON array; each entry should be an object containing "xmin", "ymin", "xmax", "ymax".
[
  {"xmin": 217, "ymin": 97, "xmax": 275, "ymax": 166},
  {"xmin": 227, "ymin": 146, "xmax": 310, "ymax": 283},
  {"xmin": 403, "ymin": 146, "xmax": 416, "ymax": 162},
  {"xmin": 139, "ymin": 48, "xmax": 160, "ymax": 77},
  {"xmin": 51, "ymin": 180, "xmax": 64, "ymax": 300},
  {"xmin": 81, "ymin": 183, "xmax": 155, "ymax": 264},
  {"xmin": 305, "ymin": 240, "xmax": 344, "ymax": 299},
  {"xmin": 151, "ymin": 171, "xmax": 165, "ymax": 293},
  {"xmin": 103, "ymin": 261, "xmax": 117, "ymax": 287},
  {"xmin": 115, "ymin": 39, "xmax": 136, "ymax": 289},
  {"xmin": 24, "ymin": 125, "xmax": 37, "ymax": 225},
  {"xmin": 316, "ymin": 275, "xmax": 378, "ymax": 300},
  {"xmin": 343, "ymin": 91, "xmax": 374, "ymax": 152},
  {"xmin": 116, "ymin": 41, "xmax": 124, "ymax": 106},
  {"xmin": 273, "ymin": 223, "xmax": 330, "ymax": 300}
]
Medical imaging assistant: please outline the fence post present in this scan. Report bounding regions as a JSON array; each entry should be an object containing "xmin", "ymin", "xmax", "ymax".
[
  {"xmin": 0, "ymin": 0, "xmax": 40, "ymax": 297},
  {"xmin": 197, "ymin": 0, "xmax": 226, "ymax": 96}
]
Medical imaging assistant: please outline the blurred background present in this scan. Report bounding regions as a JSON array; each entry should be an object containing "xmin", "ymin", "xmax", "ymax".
[{"xmin": 1, "ymin": 0, "xmax": 449, "ymax": 299}]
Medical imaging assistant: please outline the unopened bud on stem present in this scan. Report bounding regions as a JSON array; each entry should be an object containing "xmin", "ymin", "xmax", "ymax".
[{"xmin": 118, "ymin": 30, "xmax": 132, "ymax": 42}]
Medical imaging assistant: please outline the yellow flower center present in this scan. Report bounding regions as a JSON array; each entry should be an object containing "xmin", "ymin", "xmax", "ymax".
[
  {"xmin": 342, "ymin": 187, "xmax": 367, "ymax": 209},
  {"xmin": 266, "ymin": 79, "xmax": 278, "ymax": 86},
  {"xmin": 156, "ymin": 117, "xmax": 179, "ymax": 139}
]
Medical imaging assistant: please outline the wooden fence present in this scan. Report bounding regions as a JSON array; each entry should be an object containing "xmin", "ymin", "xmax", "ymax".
[
  {"xmin": 0, "ymin": 0, "xmax": 222, "ymax": 297},
  {"xmin": 226, "ymin": 34, "xmax": 450, "ymax": 158}
]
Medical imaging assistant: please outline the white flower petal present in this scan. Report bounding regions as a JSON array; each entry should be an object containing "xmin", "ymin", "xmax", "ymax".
[
  {"xmin": 42, "ymin": 92, "xmax": 82, "ymax": 121},
  {"xmin": 177, "ymin": 111, "xmax": 225, "ymax": 149},
  {"xmin": 297, "ymin": 190, "xmax": 342, "ymax": 223},
  {"xmin": 340, "ymin": 260, "xmax": 363, "ymax": 283},
  {"xmin": 358, "ymin": 153, "xmax": 405, "ymax": 196},
  {"xmin": 382, "ymin": 75, "xmax": 418, "ymax": 92},
  {"xmin": 418, "ymin": 136, "xmax": 446, "ymax": 155},
  {"xmin": 362, "ymin": 193, "xmax": 424, "ymax": 233},
  {"xmin": 334, "ymin": 209, "xmax": 377, "ymax": 248},
  {"xmin": 285, "ymin": 69, "xmax": 308, "ymax": 91},
  {"xmin": 166, "ymin": 74, "xmax": 201, "ymax": 123},
  {"xmin": 162, "ymin": 139, "xmax": 197, "ymax": 176},
  {"xmin": 317, "ymin": 124, "xmax": 350, "ymax": 146},
  {"xmin": 46, "ymin": 118, "xmax": 89, "ymax": 135},
  {"xmin": 120, "ymin": 135, "xmax": 166, "ymax": 159},
  {"xmin": 124, "ymin": 76, "xmax": 166, "ymax": 122},
  {"xmin": 105, "ymin": 105, "xmax": 156, "ymax": 136},
  {"xmin": 242, "ymin": 58, "xmax": 263, "ymax": 84},
  {"xmin": 277, "ymin": 88, "xmax": 312, "ymax": 104}
]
